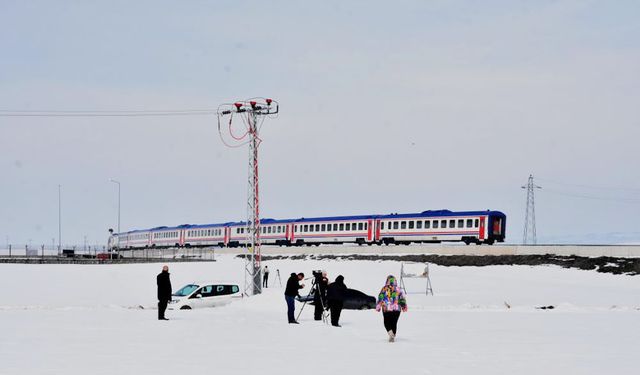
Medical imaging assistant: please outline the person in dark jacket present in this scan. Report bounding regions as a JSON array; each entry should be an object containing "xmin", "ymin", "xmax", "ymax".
[
  {"xmin": 156, "ymin": 265, "xmax": 172, "ymax": 321},
  {"xmin": 326, "ymin": 275, "xmax": 347, "ymax": 327},
  {"xmin": 263, "ymin": 266, "xmax": 270, "ymax": 288},
  {"xmin": 284, "ymin": 272, "xmax": 305, "ymax": 324},
  {"xmin": 313, "ymin": 271, "xmax": 329, "ymax": 321}
]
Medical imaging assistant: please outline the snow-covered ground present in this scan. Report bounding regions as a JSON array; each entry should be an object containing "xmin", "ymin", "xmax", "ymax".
[{"xmin": 1, "ymin": 255, "xmax": 638, "ymax": 375}]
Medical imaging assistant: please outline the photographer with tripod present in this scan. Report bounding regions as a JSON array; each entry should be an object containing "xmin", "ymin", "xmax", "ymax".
[
  {"xmin": 284, "ymin": 272, "xmax": 305, "ymax": 324},
  {"xmin": 313, "ymin": 271, "xmax": 329, "ymax": 321}
]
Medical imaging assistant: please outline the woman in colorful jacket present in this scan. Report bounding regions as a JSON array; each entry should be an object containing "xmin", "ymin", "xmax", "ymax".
[{"xmin": 375, "ymin": 275, "xmax": 408, "ymax": 342}]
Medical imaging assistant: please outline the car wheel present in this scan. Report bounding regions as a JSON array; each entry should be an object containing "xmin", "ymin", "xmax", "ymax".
[{"xmin": 180, "ymin": 305, "xmax": 192, "ymax": 310}]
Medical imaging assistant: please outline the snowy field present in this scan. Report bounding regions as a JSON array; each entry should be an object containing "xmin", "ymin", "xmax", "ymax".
[{"xmin": 1, "ymin": 255, "xmax": 638, "ymax": 375}]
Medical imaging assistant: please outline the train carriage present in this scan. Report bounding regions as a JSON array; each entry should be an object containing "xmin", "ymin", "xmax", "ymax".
[
  {"xmin": 377, "ymin": 210, "xmax": 505, "ymax": 245},
  {"xmin": 183, "ymin": 223, "xmax": 228, "ymax": 248},
  {"xmin": 292, "ymin": 215, "xmax": 377, "ymax": 246}
]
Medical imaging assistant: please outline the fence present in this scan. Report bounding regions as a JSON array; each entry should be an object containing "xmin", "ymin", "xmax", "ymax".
[{"xmin": 0, "ymin": 244, "xmax": 214, "ymax": 261}]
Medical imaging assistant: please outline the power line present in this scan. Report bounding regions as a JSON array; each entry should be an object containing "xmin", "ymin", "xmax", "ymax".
[
  {"xmin": 536, "ymin": 177, "xmax": 640, "ymax": 193},
  {"xmin": 0, "ymin": 109, "xmax": 217, "ymax": 117},
  {"xmin": 542, "ymin": 188, "xmax": 640, "ymax": 203}
]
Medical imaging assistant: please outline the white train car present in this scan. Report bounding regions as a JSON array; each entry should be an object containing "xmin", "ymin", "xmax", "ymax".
[{"xmin": 377, "ymin": 210, "xmax": 506, "ymax": 245}]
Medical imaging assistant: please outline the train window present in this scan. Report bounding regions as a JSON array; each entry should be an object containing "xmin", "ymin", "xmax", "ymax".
[
  {"xmin": 466, "ymin": 219, "xmax": 473, "ymax": 228},
  {"xmin": 352, "ymin": 223, "xmax": 356, "ymax": 230},
  {"xmin": 315, "ymin": 224, "xmax": 320, "ymax": 231},
  {"xmin": 458, "ymin": 219, "xmax": 464, "ymax": 228},
  {"xmin": 326, "ymin": 224, "xmax": 331, "ymax": 232},
  {"xmin": 475, "ymin": 219, "xmax": 479, "ymax": 227},
  {"xmin": 401, "ymin": 221, "xmax": 406, "ymax": 229},
  {"xmin": 409, "ymin": 221, "xmax": 414, "ymax": 229},
  {"xmin": 441, "ymin": 220, "xmax": 447, "ymax": 228},
  {"xmin": 364, "ymin": 222, "xmax": 368, "ymax": 230},
  {"xmin": 294, "ymin": 225, "xmax": 298, "ymax": 232},
  {"xmin": 358, "ymin": 223, "xmax": 363, "ymax": 230},
  {"xmin": 346, "ymin": 223, "xmax": 351, "ymax": 231},
  {"xmin": 417, "ymin": 221, "xmax": 422, "ymax": 229},
  {"xmin": 310, "ymin": 225, "xmax": 315, "ymax": 232},
  {"xmin": 339, "ymin": 223, "xmax": 344, "ymax": 231},
  {"xmin": 433, "ymin": 221, "xmax": 439, "ymax": 229},
  {"xmin": 393, "ymin": 222, "xmax": 399, "ymax": 230},
  {"xmin": 321, "ymin": 224, "xmax": 326, "ymax": 231},
  {"xmin": 381, "ymin": 222, "xmax": 385, "ymax": 230},
  {"xmin": 304, "ymin": 225, "xmax": 308, "ymax": 232},
  {"xmin": 332, "ymin": 224, "xmax": 337, "ymax": 231},
  {"xmin": 449, "ymin": 220, "xmax": 455, "ymax": 228},
  {"xmin": 269, "ymin": 227, "xmax": 273, "ymax": 234}
]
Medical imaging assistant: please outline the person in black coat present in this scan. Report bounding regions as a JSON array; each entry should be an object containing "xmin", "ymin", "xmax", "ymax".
[
  {"xmin": 313, "ymin": 271, "xmax": 329, "ymax": 321},
  {"xmin": 263, "ymin": 266, "xmax": 270, "ymax": 288},
  {"xmin": 326, "ymin": 275, "xmax": 347, "ymax": 327},
  {"xmin": 284, "ymin": 272, "xmax": 305, "ymax": 324},
  {"xmin": 157, "ymin": 265, "xmax": 172, "ymax": 320}
]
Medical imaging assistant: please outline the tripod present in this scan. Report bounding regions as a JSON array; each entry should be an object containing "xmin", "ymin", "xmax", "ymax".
[
  {"xmin": 276, "ymin": 269, "xmax": 282, "ymax": 287},
  {"xmin": 296, "ymin": 277, "xmax": 329, "ymax": 324}
]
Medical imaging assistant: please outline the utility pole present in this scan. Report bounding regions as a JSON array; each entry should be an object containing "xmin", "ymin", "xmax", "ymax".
[
  {"xmin": 521, "ymin": 174, "xmax": 542, "ymax": 244},
  {"xmin": 58, "ymin": 185, "xmax": 62, "ymax": 255},
  {"xmin": 217, "ymin": 98, "xmax": 278, "ymax": 296},
  {"xmin": 109, "ymin": 179, "xmax": 121, "ymax": 258}
]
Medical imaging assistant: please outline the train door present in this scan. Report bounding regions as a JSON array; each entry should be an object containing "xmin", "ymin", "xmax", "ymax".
[
  {"xmin": 374, "ymin": 219, "xmax": 381, "ymax": 242},
  {"xmin": 479, "ymin": 217, "xmax": 486, "ymax": 240},
  {"xmin": 287, "ymin": 224, "xmax": 294, "ymax": 243},
  {"xmin": 224, "ymin": 227, "xmax": 230, "ymax": 246},
  {"xmin": 367, "ymin": 220, "xmax": 373, "ymax": 242},
  {"xmin": 179, "ymin": 230, "xmax": 185, "ymax": 246}
]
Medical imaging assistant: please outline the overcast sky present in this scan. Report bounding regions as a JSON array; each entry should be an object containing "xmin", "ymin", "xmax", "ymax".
[{"xmin": 1, "ymin": 0, "xmax": 639, "ymax": 247}]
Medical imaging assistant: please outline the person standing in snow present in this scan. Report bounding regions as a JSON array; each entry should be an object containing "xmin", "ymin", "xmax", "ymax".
[
  {"xmin": 263, "ymin": 266, "xmax": 270, "ymax": 288},
  {"xmin": 157, "ymin": 265, "xmax": 172, "ymax": 321},
  {"xmin": 284, "ymin": 272, "xmax": 305, "ymax": 324},
  {"xmin": 326, "ymin": 275, "xmax": 347, "ymax": 327},
  {"xmin": 313, "ymin": 271, "xmax": 329, "ymax": 321},
  {"xmin": 375, "ymin": 275, "xmax": 407, "ymax": 342}
]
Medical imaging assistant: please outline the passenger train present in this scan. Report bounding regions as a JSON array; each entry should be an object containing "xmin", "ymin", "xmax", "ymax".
[{"xmin": 108, "ymin": 210, "xmax": 506, "ymax": 250}]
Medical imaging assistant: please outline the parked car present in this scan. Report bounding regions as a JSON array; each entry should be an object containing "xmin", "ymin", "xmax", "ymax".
[
  {"xmin": 169, "ymin": 282, "xmax": 241, "ymax": 310},
  {"xmin": 297, "ymin": 288, "xmax": 376, "ymax": 310}
]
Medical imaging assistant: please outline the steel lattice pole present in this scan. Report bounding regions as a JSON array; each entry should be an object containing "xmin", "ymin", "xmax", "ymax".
[
  {"xmin": 245, "ymin": 110, "xmax": 262, "ymax": 296},
  {"xmin": 522, "ymin": 175, "xmax": 541, "ymax": 245}
]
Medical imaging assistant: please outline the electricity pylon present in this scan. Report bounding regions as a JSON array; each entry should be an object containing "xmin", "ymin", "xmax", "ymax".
[{"xmin": 521, "ymin": 174, "xmax": 542, "ymax": 244}]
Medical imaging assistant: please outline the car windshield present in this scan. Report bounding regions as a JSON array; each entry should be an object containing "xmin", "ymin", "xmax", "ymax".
[{"xmin": 174, "ymin": 284, "xmax": 199, "ymax": 297}]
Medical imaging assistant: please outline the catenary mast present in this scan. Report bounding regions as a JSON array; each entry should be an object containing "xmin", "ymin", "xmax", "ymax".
[{"xmin": 217, "ymin": 98, "xmax": 278, "ymax": 295}]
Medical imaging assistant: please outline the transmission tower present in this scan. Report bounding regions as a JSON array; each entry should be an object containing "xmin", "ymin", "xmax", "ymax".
[
  {"xmin": 217, "ymin": 98, "xmax": 279, "ymax": 296},
  {"xmin": 521, "ymin": 174, "xmax": 542, "ymax": 244}
]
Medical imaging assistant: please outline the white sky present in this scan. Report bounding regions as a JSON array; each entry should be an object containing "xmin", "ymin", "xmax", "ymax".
[{"xmin": 1, "ymin": 0, "xmax": 639, "ymax": 246}]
